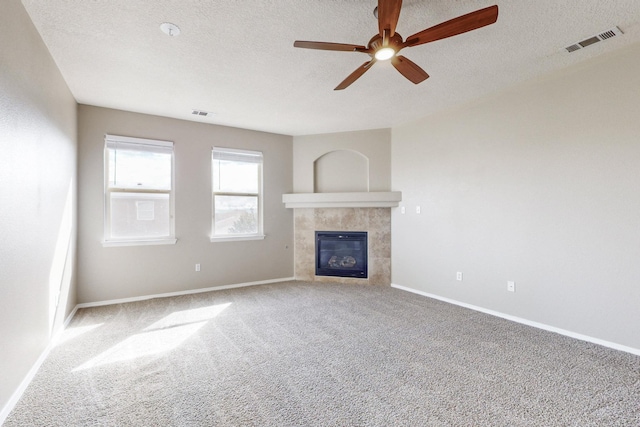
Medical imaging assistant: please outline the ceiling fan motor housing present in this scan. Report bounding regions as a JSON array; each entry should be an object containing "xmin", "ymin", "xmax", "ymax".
[{"xmin": 368, "ymin": 33, "xmax": 403, "ymax": 53}]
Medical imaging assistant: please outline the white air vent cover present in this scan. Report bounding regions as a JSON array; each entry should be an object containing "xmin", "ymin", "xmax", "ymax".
[
  {"xmin": 191, "ymin": 109, "xmax": 214, "ymax": 117},
  {"xmin": 564, "ymin": 26, "xmax": 623, "ymax": 53}
]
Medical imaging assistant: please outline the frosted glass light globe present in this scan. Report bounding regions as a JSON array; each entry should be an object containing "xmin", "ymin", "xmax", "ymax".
[{"xmin": 374, "ymin": 47, "xmax": 395, "ymax": 61}]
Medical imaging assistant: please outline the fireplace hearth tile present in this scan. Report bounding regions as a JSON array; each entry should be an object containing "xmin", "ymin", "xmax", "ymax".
[
  {"xmin": 294, "ymin": 208, "xmax": 314, "ymax": 231},
  {"xmin": 317, "ymin": 276, "xmax": 369, "ymax": 285},
  {"xmin": 369, "ymin": 230, "xmax": 391, "ymax": 259},
  {"xmin": 369, "ymin": 208, "xmax": 390, "ymax": 229},
  {"xmin": 314, "ymin": 208, "xmax": 342, "ymax": 230},
  {"xmin": 341, "ymin": 208, "xmax": 369, "ymax": 230},
  {"xmin": 369, "ymin": 257, "xmax": 391, "ymax": 285}
]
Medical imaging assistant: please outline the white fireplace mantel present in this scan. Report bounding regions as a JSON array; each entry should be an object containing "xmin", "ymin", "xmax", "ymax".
[{"xmin": 282, "ymin": 191, "xmax": 402, "ymax": 209}]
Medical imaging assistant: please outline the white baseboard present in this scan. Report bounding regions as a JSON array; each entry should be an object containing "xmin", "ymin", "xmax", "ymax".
[
  {"xmin": 0, "ymin": 305, "xmax": 79, "ymax": 426},
  {"xmin": 391, "ymin": 283, "xmax": 640, "ymax": 357},
  {"xmin": 76, "ymin": 277, "xmax": 296, "ymax": 308},
  {"xmin": 0, "ymin": 345, "xmax": 51, "ymax": 426}
]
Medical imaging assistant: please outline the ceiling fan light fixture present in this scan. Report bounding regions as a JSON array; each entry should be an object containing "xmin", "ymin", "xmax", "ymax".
[
  {"xmin": 293, "ymin": 3, "xmax": 499, "ymax": 90},
  {"xmin": 374, "ymin": 47, "xmax": 395, "ymax": 61}
]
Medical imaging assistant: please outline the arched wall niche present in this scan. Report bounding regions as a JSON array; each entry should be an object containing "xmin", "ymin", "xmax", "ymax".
[
  {"xmin": 313, "ymin": 149, "xmax": 369, "ymax": 193},
  {"xmin": 292, "ymin": 128, "xmax": 391, "ymax": 193}
]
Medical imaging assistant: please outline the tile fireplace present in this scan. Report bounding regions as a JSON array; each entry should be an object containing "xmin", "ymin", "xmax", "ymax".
[{"xmin": 293, "ymin": 208, "xmax": 390, "ymax": 285}]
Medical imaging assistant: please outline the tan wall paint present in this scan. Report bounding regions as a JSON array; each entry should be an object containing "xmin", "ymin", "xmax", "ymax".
[
  {"xmin": 0, "ymin": 0, "xmax": 78, "ymax": 413},
  {"xmin": 391, "ymin": 42, "xmax": 640, "ymax": 350},
  {"xmin": 77, "ymin": 106, "xmax": 294, "ymax": 303},
  {"xmin": 293, "ymin": 129, "xmax": 391, "ymax": 193},
  {"xmin": 314, "ymin": 150, "xmax": 369, "ymax": 192}
]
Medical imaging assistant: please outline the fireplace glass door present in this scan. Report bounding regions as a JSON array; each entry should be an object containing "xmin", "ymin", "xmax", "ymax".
[{"xmin": 315, "ymin": 231, "xmax": 367, "ymax": 278}]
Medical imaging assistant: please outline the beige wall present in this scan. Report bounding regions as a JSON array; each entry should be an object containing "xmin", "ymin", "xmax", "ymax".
[
  {"xmin": 77, "ymin": 106, "xmax": 294, "ymax": 303},
  {"xmin": 293, "ymin": 129, "xmax": 391, "ymax": 193},
  {"xmin": 0, "ymin": 0, "xmax": 78, "ymax": 415},
  {"xmin": 391, "ymin": 42, "xmax": 640, "ymax": 350},
  {"xmin": 314, "ymin": 150, "xmax": 369, "ymax": 192}
]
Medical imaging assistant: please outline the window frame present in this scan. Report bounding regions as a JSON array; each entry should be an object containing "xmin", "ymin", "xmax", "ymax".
[
  {"xmin": 211, "ymin": 146, "xmax": 265, "ymax": 242},
  {"xmin": 103, "ymin": 134, "xmax": 177, "ymax": 247}
]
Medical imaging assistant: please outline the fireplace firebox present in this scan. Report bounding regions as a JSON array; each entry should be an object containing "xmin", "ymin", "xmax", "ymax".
[{"xmin": 315, "ymin": 231, "xmax": 368, "ymax": 278}]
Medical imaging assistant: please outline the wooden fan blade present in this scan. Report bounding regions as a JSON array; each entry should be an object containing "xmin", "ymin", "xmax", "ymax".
[
  {"xmin": 378, "ymin": 0, "xmax": 403, "ymax": 40},
  {"xmin": 391, "ymin": 55, "xmax": 429, "ymax": 84},
  {"xmin": 404, "ymin": 5, "xmax": 498, "ymax": 48},
  {"xmin": 335, "ymin": 60, "xmax": 376, "ymax": 90},
  {"xmin": 294, "ymin": 41, "xmax": 366, "ymax": 52}
]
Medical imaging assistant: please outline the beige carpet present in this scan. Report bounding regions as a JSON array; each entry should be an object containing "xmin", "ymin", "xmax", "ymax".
[{"xmin": 5, "ymin": 281, "xmax": 640, "ymax": 426}]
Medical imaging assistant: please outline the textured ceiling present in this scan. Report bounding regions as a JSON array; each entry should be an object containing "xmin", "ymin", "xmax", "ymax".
[{"xmin": 21, "ymin": 0, "xmax": 640, "ymax": 136}]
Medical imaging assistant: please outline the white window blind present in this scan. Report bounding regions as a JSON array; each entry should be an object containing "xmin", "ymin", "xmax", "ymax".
[
  {"xmin": 212, "ymin": 148, "xmax": 263, "ymax": 164},
  {"xmin": 104, "ymin": 135, "xmax": 176, "ymax": 246},
  {"xmin": 211, "ymin": 147, "xmax": 264, "ymax": 241}
]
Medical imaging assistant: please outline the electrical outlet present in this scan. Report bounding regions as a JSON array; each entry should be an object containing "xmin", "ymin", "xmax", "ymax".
[
  {"xmin": 507, "ymin": 281, "xmax": 515, "ymax": 292},
  {"xmin": 456, "ymin": 272, "xmax": 463, "ymax": 281},
  {"xmin": 401, "ymin": 206, "xmax": 406, "ymax": 214},
  {"xmin": 416, "ymin": 206, "xmax": 421, "ymax": 214},
  {"xmin": 195, "ymin": 263, "xmax": 201, "ymax": 272}
]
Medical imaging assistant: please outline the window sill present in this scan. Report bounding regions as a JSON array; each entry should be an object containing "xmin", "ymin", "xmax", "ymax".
[
  {"xmin": 102, "ymin": 238, "xmax": 178, "ymax": 247},
  {"xmin": 210, "ymin": 234, "xmax": 265, "ymax": 243}
]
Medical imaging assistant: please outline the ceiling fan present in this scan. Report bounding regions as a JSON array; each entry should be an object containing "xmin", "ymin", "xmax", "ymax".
[{"xmin": 294, "ymin": 1, "xmax": 498, "ymax": 90}]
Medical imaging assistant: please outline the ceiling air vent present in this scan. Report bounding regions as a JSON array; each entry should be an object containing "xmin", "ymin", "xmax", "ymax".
[{"xmin": 564, "ymin": 26, "xmax": 623, "ymax": 53}]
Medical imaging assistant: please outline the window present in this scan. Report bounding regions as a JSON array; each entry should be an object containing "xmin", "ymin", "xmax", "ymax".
[
  {"xmin": 104, "ymin": 135, "xmax": 176, "ymax": 246},
  {"xmin": 211, "ymin": 147, "xmax": 264, "ymax": 241}
]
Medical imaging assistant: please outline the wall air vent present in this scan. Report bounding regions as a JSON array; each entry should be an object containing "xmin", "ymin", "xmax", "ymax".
[
  {"xmin": 564, "ymin": 26, "xmax": 623, "ymax": 53},
  {"xmin": 191, "ymin": 109, "xmax": 214, "ymax": 117}
]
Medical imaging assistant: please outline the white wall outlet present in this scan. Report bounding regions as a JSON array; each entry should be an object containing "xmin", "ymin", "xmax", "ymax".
[
  {"xmin": 456, "ymin": 272, "xmax": 463, "ymax": 281},
  {"xmin": 195, "ymin": 263, "xmax": 201, "ymax": 272},
  {"xmin": 507, "ymin": 281, "xmax": 515, "ymax": 292},
  {"xmin": 416, "ymin": 206, "xmax": 421, "ymax": 214},
  {"xmin": 401, "ymin": 206, "xmax": 406, "ymax": 214}
]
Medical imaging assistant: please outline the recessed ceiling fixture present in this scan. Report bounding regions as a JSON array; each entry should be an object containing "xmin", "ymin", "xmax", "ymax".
[
  {"xmin": 294, "ymin": 1, "xmax": 499, "ymax": 90},
  {"xmin": 160, "ymin": 22, "xmax": 180, "ymax": 37}
]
